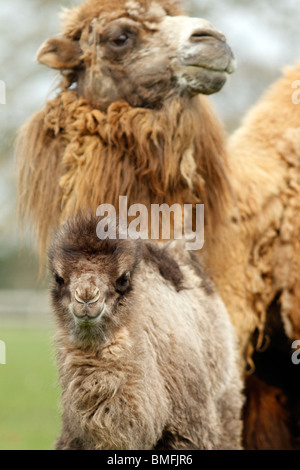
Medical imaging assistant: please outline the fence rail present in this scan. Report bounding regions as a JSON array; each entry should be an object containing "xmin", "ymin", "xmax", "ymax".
[{"xmin": 0, "ymin": 290, "xmax": 52, "ymax": 327}]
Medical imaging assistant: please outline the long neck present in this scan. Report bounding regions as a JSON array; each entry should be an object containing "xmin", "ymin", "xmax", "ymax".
[
  {"xmin": 17, "ymin": 88, "xmax": 230, "ymax": 255},
  {"xmin": 60, "ymin": 91, "xmax": 230, "ymax": 234}
]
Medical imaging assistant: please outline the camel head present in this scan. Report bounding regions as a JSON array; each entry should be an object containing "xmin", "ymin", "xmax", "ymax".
[
  {"xmin": 37, "ymin": 0, "xmax": 235, "ymax": 110},
  {"xmin": 48, "ymin": 214, "xmax": 139, "ymax": 347}
]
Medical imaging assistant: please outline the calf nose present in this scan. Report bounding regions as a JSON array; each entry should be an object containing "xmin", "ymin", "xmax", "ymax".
[
  {"xmin": 75, "ymin": 287, "xmax": 100, "ymax": 305},
  {"xmin": 190, "ymin": 27, "xmax": 226, "ymax": 43}
]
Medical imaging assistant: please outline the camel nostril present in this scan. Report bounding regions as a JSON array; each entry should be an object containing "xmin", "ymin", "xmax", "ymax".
[
  {"xmin": 75, "ymin": 288, "xmax": 100, "ymax": 305},
  {"xmin": 87, "ymin": 289, "xmax": 101, "ymax": 305},
  {"xmin": 75, "ymin": 289, "xmax": 85, "ymax": 304},
  {"xmin": 190, "ymin": 29, "xmax": 226, "ymax": 43}
]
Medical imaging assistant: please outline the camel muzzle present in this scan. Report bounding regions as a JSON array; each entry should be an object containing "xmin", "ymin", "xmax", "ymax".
[{"xmin": 162, "ymin": 15, "xmax": 236, "ymax": 95}]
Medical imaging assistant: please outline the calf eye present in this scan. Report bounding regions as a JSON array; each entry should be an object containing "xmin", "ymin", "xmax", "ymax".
[
  {"xmin": 115, "ymin": 272, "xmax": 131, "ymax": 294},
  {"xmin": 54, "ymin": 273, "xmax": 64, "ymax": 287}
]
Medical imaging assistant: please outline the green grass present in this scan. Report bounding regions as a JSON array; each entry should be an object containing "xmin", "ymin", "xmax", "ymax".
[{"xmin": 0, "ymin": 327, "xmax": 61, "ymax": 450}]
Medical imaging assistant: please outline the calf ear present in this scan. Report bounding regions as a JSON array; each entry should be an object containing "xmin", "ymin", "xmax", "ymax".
[{"xmin": 36, "ymin": 37, "xmax": 82, "ymax": 70}]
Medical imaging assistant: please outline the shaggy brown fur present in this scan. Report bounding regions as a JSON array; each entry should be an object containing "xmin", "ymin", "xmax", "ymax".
[
  {"xmin": 206, "ymin": 63, "xmax": 300, "ymax": 449},
  {"xmin": 16, "ymin": 0, "xmax": 234, "ymax": 257},
  {"xmin": 16, "ymin": 0, "xmax": 300, "ymax": 450},
  {"xmin": 243, "ymin": 376, "xmax": 292, "ymax": 450},
  {"xmin": 17, "ymin": 91, "xmax": 229, "ymax": 257},
  {"xmin": 206, "ymin": 62, "xmax": 300, "ymax": 357},
  {"xmin": 48, "ymin": 214, "xmax": 243, "ymax": 450}
]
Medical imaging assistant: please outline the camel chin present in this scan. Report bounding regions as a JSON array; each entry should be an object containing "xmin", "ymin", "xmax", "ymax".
[
  {"xmin": 178, "ymin": 67, "xmax": 230, "ymax": 95},
  {"xmin": 176, "ymin": 40, "xmax": 236, "ymax": 95}
]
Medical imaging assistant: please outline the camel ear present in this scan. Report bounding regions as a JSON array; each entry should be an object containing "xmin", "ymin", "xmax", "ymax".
[{"xmin": 36, "ymin": 37, "xmax": 82, "ymax": 70}]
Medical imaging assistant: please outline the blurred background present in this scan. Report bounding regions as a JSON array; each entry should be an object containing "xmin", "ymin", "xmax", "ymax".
[{"xmin": 0, "ymin": 0, "xmax": 299, "ymax": 450}]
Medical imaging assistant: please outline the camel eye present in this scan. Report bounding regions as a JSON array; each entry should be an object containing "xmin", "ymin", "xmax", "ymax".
[
  {"xmin": 115, "ymin": 272, "xmax": 131, "ymax": 294},
  {"xmin": 55, "ymin": 273, "xmax": 64, "ymax": 287},
  {"xmin": 109, "ymin": 33, "xmax": 130, "ymax": 48}
]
